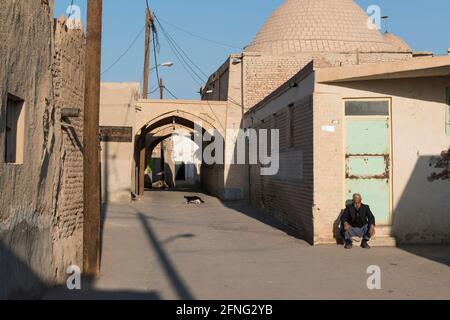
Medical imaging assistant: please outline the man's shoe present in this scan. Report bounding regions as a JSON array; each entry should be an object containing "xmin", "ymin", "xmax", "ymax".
[
  {"xmin": 344, "ymin": 241, "xmax": 353, "ymax": 249},
  {"xmin": 361, "ymin": 240, "xmax": 371, "ymax": 249}
]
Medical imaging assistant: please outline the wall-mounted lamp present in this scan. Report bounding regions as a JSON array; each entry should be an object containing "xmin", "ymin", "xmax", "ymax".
[
  {"xmin": 61, "ymin": 107, "xmax": 81, "ymax": 118},
  {"xmin": 231, "ymin": 58, "xmax": 242, "ymax": 65}
]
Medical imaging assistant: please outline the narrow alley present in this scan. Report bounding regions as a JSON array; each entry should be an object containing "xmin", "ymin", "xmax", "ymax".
[{"xmin": 46, "ymin": 190, "xmax": 450, "ymax": 300}]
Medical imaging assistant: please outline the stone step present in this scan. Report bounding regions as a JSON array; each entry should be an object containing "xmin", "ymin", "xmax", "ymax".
[
  {"xmin": 351, "ymin": 236, "xmax": 396, "ymax": 247},
  {"xmin": 376, "ymin": 225, "xmax": 393, "ymax": 237},
  {"xmin": 370, "ymin": 236, "xmax": 397, "ymax": 247},
  {"xmin": 371, "ymin": 225, "xmax": 396, "ymax": 247},
  {"xmin": 350, "ymin": 225, "xmax": 396, "ymax": 247}
]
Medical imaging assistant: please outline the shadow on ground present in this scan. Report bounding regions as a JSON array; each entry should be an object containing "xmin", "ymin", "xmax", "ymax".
[
  {"xmin": 45, "ymin": 277, "xmax": 161, "ymax": 300},
  {"xmin": 221, "ymin": 200, "xmax": 301, "ymax": 239},
  {"xmin": 220, "ymin": 193, "xmax": 450, "ymax": 268},
  {"xmin": 137, "ymin": 213, "xmax": 195, "ymax": 300},
  {"xmin": 397, "ymin": 245, "xmax": 450, "ymax": 267}
]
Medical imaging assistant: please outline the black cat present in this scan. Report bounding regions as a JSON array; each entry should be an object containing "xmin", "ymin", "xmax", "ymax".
[{"xmin": 184, "ymin": 196, "xmax": 205, "ymax": 204}]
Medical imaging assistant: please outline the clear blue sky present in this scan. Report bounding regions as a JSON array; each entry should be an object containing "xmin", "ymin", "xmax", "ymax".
[{"xmin": 54, "ymin": 0, "xmax": 450, "ymax": 99}]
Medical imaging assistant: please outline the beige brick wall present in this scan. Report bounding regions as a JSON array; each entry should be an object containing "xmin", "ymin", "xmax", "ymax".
[
  {"xmin": 0, "ymin": 2, "xmax": 85, "ymax": 298},
  {"xmin": 244, "ymin": 54, "xmax": 312, "ymax": 109},
  {"xmin": 243, "ymin": 52, "xmax": 411, "ymax": 110},
  {"xmin": 249, "ymin": 96, "xmax": 314, "ymax": 243},
  {"xmin": 311, "ymin": 91, "xmax": 345, "ymax": 245}
]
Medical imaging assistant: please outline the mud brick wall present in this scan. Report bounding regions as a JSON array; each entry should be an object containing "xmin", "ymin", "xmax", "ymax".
[
  {"xmin": 52, "ymin": 17, "xmax": 85, "ymax": 282},
  {"xmin": 0, "ymin": 0, "xmax": 86, "ymax": 299}
]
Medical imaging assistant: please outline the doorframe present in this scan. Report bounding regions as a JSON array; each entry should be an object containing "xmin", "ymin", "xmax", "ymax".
[{"xmin": 342, "ymin": 97, "xmax": 393, "ymax": 226}]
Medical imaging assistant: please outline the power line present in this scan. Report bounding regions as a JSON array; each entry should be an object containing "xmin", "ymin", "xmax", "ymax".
[
  {"xmin": 154, "ymin": 15, "xmax": 207, "ymax": 86},
  {"xmin": 144, "ymin": 0, "xmax": 161, "ymax": 92},
  {"xmin": 163, "ymin": 86, "xmax": 178, "ymax": 99},
  {"xmin": 158, "ymin": 29, "xmax": 204, "ymax": 86},
  {"xmin": 157, "ymin": 15, "xmax": 243, "ymax": 50},
  {"xmin": 147, "ymin": 86, "xmax": 160, "ymax": 96},
  {"xmin": 156, "ymin": 20, "xmax": 205, "ymax": 85},
  {"xmin": 67, "ymin": 0, "xmax": 75, "ymax": 18},
  {"xmin": 101, "ymin": 25, "xmax": 146, "ymax": 75},
  {"xmin": 155, "ymin": 14, "xmax": 208, "ymax": 79},
  {"xmin": 152, "ymin": 25, "xmax": 160, "ymax": 87}
]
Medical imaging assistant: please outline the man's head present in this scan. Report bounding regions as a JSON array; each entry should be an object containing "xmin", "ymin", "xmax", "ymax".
[{"xmin": 353, "ymin": 193, "xmax": 362, "ymax": 208}]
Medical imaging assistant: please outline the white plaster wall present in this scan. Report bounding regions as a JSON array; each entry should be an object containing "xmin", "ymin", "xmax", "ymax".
[{"xmin": 172, "ymin": 132, "xmax": 201, "ymax": 186}]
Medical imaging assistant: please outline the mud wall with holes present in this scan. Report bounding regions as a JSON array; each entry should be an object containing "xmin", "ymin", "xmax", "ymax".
[{"xmin": 0, "ymin": 0, "xmax": 86, "ymax": 299}]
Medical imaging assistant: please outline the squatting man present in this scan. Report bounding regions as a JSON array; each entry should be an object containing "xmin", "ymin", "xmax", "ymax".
[{"xmin": 341, "ymin": 193, "xmax": 376, "ymax": 249}]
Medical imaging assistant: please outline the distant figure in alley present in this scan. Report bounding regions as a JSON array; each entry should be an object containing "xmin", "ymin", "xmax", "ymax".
[{"xmin": 341, "ymin": 194, "xmax": 376, "ymax": 249}]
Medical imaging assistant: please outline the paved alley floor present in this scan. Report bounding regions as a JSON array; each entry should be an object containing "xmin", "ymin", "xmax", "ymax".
[{"xmin": 46, "ymin": 190, "xmax": 450, "ymax": 300}]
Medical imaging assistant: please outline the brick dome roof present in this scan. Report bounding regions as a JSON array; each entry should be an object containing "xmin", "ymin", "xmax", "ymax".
[
  {"xmin": 383, "ymin": 32, "xmax": 412, "ymax": 53},
  {"xmin": 245, "ymin": 0, "xmax": 408, "ymax": 55}
]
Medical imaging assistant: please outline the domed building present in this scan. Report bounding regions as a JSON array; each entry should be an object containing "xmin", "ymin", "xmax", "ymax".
[
  {"xmin": 203, "ymin": 0, "xmax": 412, "ymax": 110},
  {"xmin": 200, "ymin": 0, "xmax": 450, "ymax": 245},
  {"xmin": 246, "ymin": 0, "xmax": 407, "ymax": 56}
]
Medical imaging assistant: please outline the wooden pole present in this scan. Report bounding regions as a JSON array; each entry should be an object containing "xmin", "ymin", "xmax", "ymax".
[
  {"xmin": 143, "ymin": 8, "xmax": 151, "ymax": 98},
  {"xmin": 83, "ymin": 0, "xmax": 103, "ymax": 276},
  {"xmin": 159, "ymin": 78, "xmax": 164, "ymax": 99},
  {"xmin": 139, "ymin": 136, "xmax": 146, "ymax": 195},
  {"xmin": 138, "ymin": 8, "xmax": 151, "ymax": 195}
]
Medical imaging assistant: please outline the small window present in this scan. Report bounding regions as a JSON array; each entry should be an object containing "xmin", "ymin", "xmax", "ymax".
[
  {"xmin": 446, "ymin": 88, "xmax": 450, "ymax": 135},
  {"xmin": 5, "ymin": 94, "xmax": 25, "ymax": 164},
  {"xmin": 345, "ymin": 100, "xmax": 389, "ymax": 116},
  {"xmin": 287, "ymin": 104, "xmax": 295, "ymax": 148}
]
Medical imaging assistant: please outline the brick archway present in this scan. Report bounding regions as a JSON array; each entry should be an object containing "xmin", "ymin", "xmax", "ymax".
[{"xmin": 134, "ymin": 112, "xmax": 224, "ymax": 196}]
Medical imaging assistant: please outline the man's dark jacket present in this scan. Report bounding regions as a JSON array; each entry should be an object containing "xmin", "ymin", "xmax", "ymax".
[{"xmin": 341, "ymin": 204, "xmax": 376, "ymax": 228}]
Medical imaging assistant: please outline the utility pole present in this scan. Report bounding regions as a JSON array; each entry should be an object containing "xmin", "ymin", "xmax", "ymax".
[
  {"xmin": 143, "ymin": 8, "xmax": 151, "ymax": 98},
  {"xmin": 159, "ymin": 78, "xmax": 164, "ymax": 99},
  {"xmin": 138, "ymin": 7, "xmax": 152, "ymax": 195},
  {"xmin": 83, "ymin": 0, "xmax": 103, "ymax": 276},
  {"xmin": 159, "ymin": 78, "xmax": 165, "ymax": 186}
]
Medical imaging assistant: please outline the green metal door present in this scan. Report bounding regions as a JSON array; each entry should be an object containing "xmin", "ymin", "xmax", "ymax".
[{"xmin": 345, "ymin": 101, "xmax": 391, "ymax": 225}]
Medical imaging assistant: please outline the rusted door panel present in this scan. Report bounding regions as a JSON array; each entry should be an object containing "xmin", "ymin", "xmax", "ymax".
[
  {"xmin": 346, "ymin": 156, "xmax": 387, "ymax": 178},
  {"xmin": 346, "ymin": 120, "xmax": 389, "ymax": 155},
  {"xmin": 346, "ymin": 118, "xmax": 390, "ymax": 225}
]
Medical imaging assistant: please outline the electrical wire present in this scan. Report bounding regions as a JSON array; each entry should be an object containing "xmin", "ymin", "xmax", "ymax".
[
  {"xmin": 147, "ymin": 86, "xmax": 160, "ymax": 96},
  {"xmin": 157, "ymin": 15, "xmax": 243, "ymax": 50},
  {"xmin": 163, "ymin": 86, "xmax": 179, "ymax": 100},
  {"xmin": 155, "ymin": 14, "xmax": 208, "ymax": 79},
  {"xmin": 157, "ymin": 35, "xmax": 206, "ymax": 86},
  {"xmin": 160, "ymin": 31, "xmax": 204, "ymax": 86},
  {"xmin": 101, "ymin": 25, "xmax": 146, "ymax": 75},
  {"xmin": 158, "ymin": 25, "xmax": 205, "ymax": 85},
  {"xmin": 152, "ymin": 27, "xmax": 161, "ymax": 87},
  {"xmin": 67, "ymin": 0, "xmax": 75, "ymax": 18},
  {"xmin": 144, "ymin": 0, "xmax": 161, "ymax": 93}
]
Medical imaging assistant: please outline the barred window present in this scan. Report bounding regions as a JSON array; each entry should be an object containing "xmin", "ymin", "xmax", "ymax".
[{"xmin": 345, "ymin": 100, "xmax": 389, "ymax": 116}]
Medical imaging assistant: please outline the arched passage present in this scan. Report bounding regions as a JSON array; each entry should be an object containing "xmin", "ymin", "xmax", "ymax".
[
  {"xmin": 134, "ymin": 114, "xmax": 223, "ymax": 196},
  {"xmin": 146, "ymin": 125, "xmax": 197, "ymax": 190}
]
